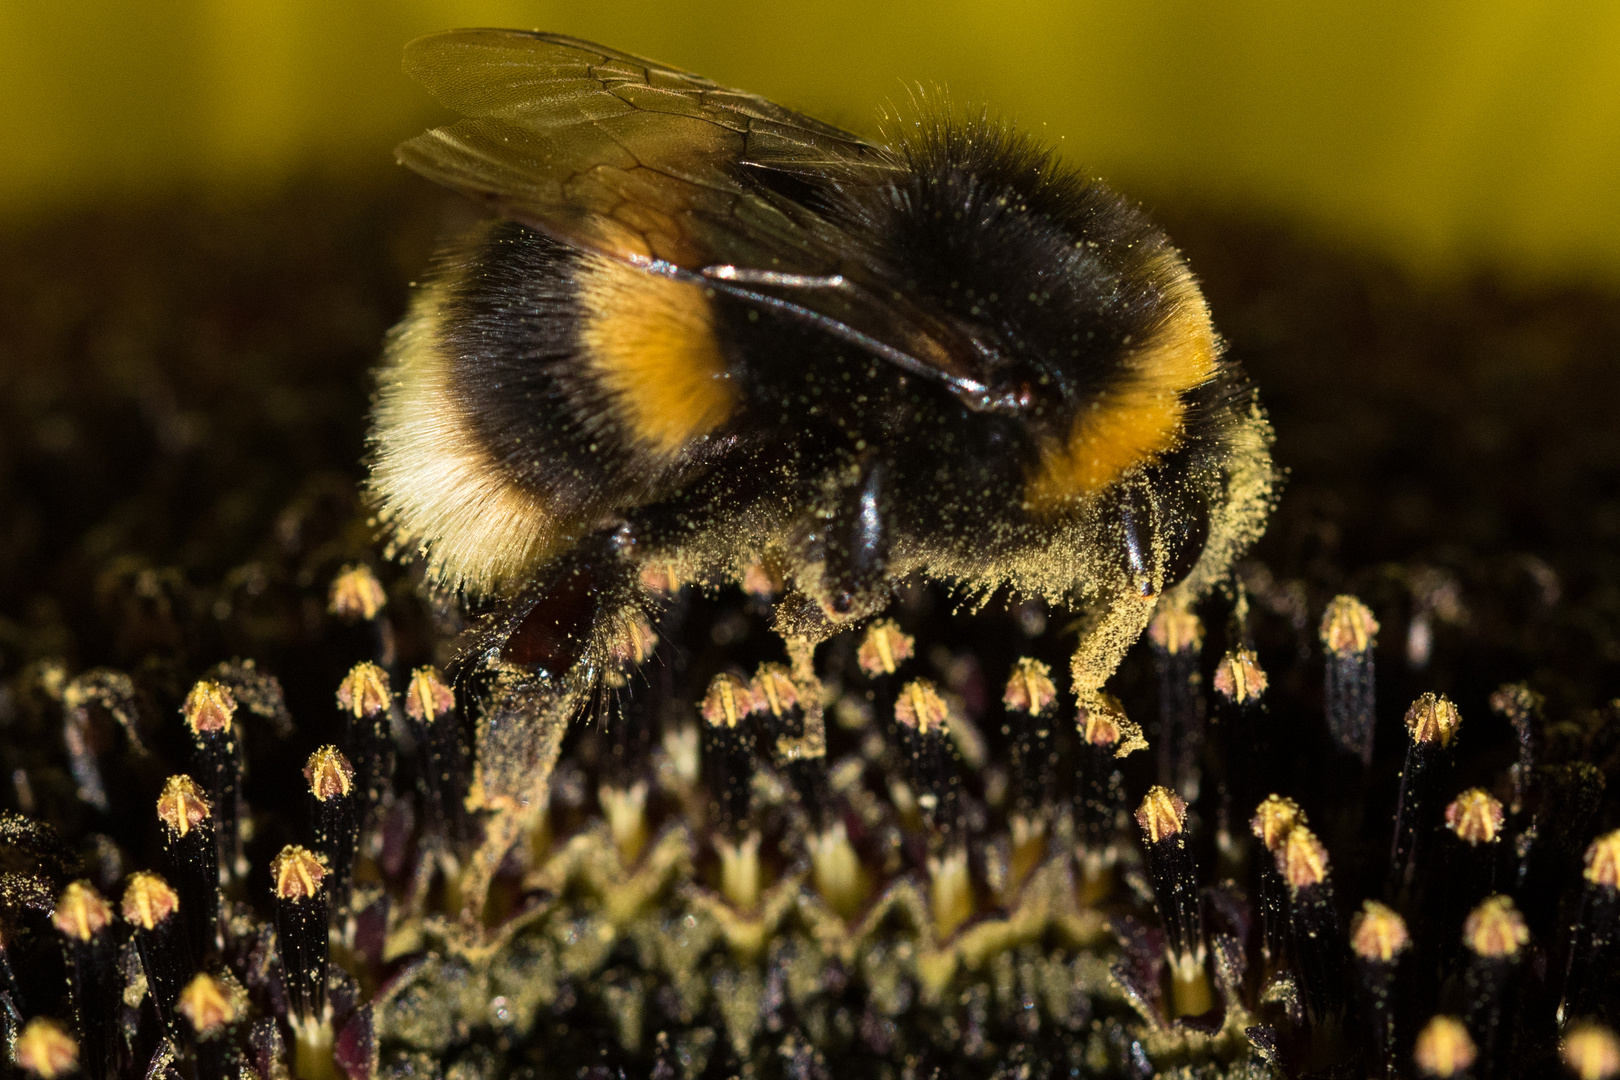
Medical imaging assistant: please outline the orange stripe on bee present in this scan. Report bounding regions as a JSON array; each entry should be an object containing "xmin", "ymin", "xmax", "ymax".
[
  {"xmin": 578, "ymin": 257, "xmax": 735, "ymax": 456},
  {"xmin": 1026, "ymin": 252, "xmax": 1217, "ymax": 512}
]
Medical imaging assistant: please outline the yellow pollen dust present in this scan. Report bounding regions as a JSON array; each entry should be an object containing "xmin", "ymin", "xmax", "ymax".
[
  {"xmin": 51, "ymin": 880, "xmax": 112, "ymax": 942},
  {"xmin": 156, "ymin": 774, "xmax": 211, "ymax": 837},
  {"xmin": 1135, "ymin": 785, "xmax": 1187, "ymax": 844},
  {"xmin": 1320, "ymin": 595, "xmax": 1378, "ymax": 655},
  {"xmin": 328, "ymin": 563, "xmax": 388, "ymax": 620},
  {"xmin": 336, "ymin": 662, "xmax": 391, "ymax": 718},
  {"xmin": 1350, "ymin": 900, "xmax": 1410, "ymax": 963},
  {"xmin": 182, "ymin": 680, "xmax": 236, "ymax": 736},
  {"xmin": 121, "ymin": 871, "xmax": 179, "ymax": 930},
  {"xmin": 271, "ymin": 845, "xmax": 327, "ymax": 901},
  {"xmin": 1405, "ymin": 692, "xmax": 1461, "ymax": 747}
]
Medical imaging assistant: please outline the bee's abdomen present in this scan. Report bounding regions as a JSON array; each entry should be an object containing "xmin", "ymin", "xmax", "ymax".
[{"xmin": 371, "ymin": 223, "xmax": 738, "ymax": 597}]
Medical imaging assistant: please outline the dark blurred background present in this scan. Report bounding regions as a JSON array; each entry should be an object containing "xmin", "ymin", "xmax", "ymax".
[{"xmin": 8, "ymin": 1, "xmax": 1620, "ymax": 284}]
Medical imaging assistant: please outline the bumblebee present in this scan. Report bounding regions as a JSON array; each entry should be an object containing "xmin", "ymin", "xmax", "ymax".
[{"xmin": 370, "ymin": 29, "xmax": 1274, "ymax": 708}]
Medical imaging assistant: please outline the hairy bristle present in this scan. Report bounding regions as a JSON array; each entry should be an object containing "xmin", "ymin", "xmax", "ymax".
[
  {"xmin": 1349, "ymin": 899, "xmax": 1410, "ymax": 962},
  {"xmin": 51, "ymin": 879, "xmax": 112, "ymax": 941}
]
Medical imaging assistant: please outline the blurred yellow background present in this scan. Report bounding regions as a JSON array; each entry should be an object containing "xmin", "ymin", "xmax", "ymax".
[{"xmin": 6, "ymin": 0, "xmax": 1620, "ymax": 285}]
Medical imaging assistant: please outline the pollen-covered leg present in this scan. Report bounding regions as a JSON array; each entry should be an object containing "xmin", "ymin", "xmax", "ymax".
[
  {"xmin": 1070, "ymin": 584, "xmax": 1160, "ymax": 708},
  {"xmin": 458, "ymin": 668, "xmax": 574, "ymax": 928}
]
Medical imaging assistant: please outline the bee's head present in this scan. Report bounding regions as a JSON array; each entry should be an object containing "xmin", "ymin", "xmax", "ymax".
[{"xmin": 823, "ymin": 119, "xmax": 1240, "ymax": 602}]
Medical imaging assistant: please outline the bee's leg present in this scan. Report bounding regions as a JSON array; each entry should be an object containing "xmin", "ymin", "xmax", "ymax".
[
  {"xmin": 453, "ymin": 527, "xmax": 644, "ymax": 929},
  {"xmin": 822, "ymin": 457, "xmax": 891, "ymax": 616},
  {"xmin": 446, "ymin": 526, "xmax": 636, "ymax": 682},
  {"xmin": 456, "ymin": 666, "xmax": 574, "ymax": 930},
  {"xmin": 1070, "ymin": 586, "xmax": 1159, "ymax": 708},
  {"xmin": 1070, "ymin": 485, "xmax": 1166, "ymax": 707}
]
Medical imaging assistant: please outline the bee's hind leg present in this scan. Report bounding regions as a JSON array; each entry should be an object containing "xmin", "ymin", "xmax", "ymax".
[
  {"xmin": 1069, "ymin": 585, "xmax": 1159, "ymax": 712},
  {"xmin": 451, "ymin": 526, "xmax": 651, "ymax": 930},
  {"xmin": 454, "ymin": 667, "xmax": 576, "ymax": 931}
]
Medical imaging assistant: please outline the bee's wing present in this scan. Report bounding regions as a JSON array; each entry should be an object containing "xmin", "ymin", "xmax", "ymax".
[{"xmin": 396, "ymin": 30, "xmax": 999, "ymax": 406}]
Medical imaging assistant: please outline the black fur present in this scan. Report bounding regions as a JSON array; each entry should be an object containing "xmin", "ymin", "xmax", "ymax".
[{"xmin": 422, "ymin": 118, "xmax": 1253, "ymax": 611}]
